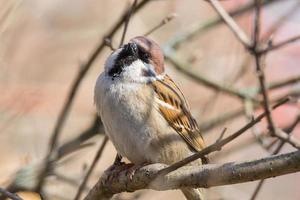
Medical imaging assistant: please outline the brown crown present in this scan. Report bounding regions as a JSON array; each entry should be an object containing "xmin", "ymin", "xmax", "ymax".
[{"xmin": 130, "ymin": 36, "xmax": 165, "ymax": 75}]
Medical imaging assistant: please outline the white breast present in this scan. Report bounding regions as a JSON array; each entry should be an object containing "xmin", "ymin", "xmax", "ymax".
[{"xmin": 94, "ymin": 73, "xmax": 195, "ymax": 165}]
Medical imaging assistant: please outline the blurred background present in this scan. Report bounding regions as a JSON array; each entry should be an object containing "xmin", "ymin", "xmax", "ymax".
[{"xmin": 0, "ymin": 0, "xmax": 300, "ymax": 199}]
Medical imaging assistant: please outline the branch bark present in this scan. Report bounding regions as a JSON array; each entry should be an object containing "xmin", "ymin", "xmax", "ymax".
[
  {"xmin": 0, "ymin": 188, "xmax": 23, "ymax": 200},
  {"xmin": 84, "ymin": 150, "xmax": 300, "ymax": 200}
]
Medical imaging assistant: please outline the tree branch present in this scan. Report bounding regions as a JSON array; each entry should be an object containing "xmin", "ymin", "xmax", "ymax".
[
  {"xmin": 166, "ymin": 0, "xmax": 282, "ymax": 49},
  {"xmin": 259, "ymin": 34, "xmax": 300, "ymax": 54},
  {"xmin": 250, "ymin": 114, "xmax": 300, "ymax": 200},
  {"xmin": 84, "ymin": 150, "xmax": 300, "ymax": 200},
  {"xmin": 119, "ymin": 0, "xmax": 138, "ymax": 47},
  {"xmin": 0, "ymin": 188, "xmax": 23, "ymax": 200},
  {"xmin": 157, "ymin": 97, "xmax": 289, "ymax": 176},
  {"xmin": 144, "ymin": 13, "xmax": 177, "ymax": 36},
  {"xmin": 163, "ymin": 47, "xmax": 257, "ymax": 102},
  {"xmin": 74, "ymin": 136, "xmax": 108, "ymax": 200},
  {"xmin": 208, "ymin": 0, "xmax": 251, "ymax": 48}
]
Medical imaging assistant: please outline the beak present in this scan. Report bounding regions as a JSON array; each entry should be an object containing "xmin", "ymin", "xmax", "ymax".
[{"xmin": 123, "ymin": 42, "xmax": 138, "ymax": 57}]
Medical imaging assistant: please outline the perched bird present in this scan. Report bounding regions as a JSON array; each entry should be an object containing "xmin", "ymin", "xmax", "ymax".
[{"xmin": 94, "ymin": 36, "xmax": 207, "ymax": 200}]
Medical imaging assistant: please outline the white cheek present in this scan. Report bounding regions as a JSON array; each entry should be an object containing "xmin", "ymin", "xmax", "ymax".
[
  {"xmin": 122, "ymin": 60, "xmax": 161, "ymax": 83},
  {"xmin": 122, "ymin": 60, "xmax": 145, "ymax": 78}
]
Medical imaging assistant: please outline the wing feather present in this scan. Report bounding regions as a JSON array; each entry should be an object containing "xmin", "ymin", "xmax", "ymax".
[{"xmin": 152, "ymin": 75, "xmax": 205, "ymax": 152}]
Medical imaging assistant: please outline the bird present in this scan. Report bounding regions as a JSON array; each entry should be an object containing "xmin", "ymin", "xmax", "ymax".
[{"xmin": 94, "ymin": 36, "xmax": 207, "ymax": 200}]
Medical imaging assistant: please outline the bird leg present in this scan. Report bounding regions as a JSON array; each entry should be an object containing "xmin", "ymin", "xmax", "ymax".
[
  {"xmin": 102, "ymin": 154, "xmax": 132, "ymax": 184},
  {"xmin": 125, "ymin": 162, "xmax": 149, "ymax": 180},
  {"xmin": 113, "ymin": 153, "xmax": 123, "ymax": 166}
]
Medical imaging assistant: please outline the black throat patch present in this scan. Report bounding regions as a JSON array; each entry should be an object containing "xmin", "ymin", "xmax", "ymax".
[{"xmin": 108, "ymin": 44, "xmax": 139, "ymax": 78}]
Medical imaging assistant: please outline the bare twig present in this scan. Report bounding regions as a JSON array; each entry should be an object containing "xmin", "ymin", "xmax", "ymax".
[
  {"xmin": 201, "ymin": 107, "xmax": 245, "ymax": 132},
  {"xmin": 164, "ymin": 48, "xmax": 257, "ymax": 102},
  {"xmin": 144, "ymin": 13, "xmax": 177, "ymax": 36},
  {"xmin": 74, "ymin": 136, "xmax": 109, "ymax": 200},
  {"xmin": 259, "ymin": 34, "xmax": 300, "ymax": 54},
  {"xmin": 119, "ymin": 0, "xmax": 138, "ymax": 47},
  {"xmin": 200, "ymin": 85, "xmax": 299, "ymax": 133},
  {"xmin": 250, "ymin": 114, "xmax": 300, "ymax": 200},
  {"xmin": 166, "ymin": 0, "xmax": 282, "ymax": 49},
  {"xmin": 199, "ymin": 55, "xmax": 251, "ymax": 117},
  {"xmin": 261, "ymin": 2, "xmax": 300, "ymax": 41},
  {"xmin": 57, "ymin": 115, "xmax": 103, "ymax": 160},
  {"xmin": 208, "ymin": 0, "xmax": 252, "ymax": 47},
  {"xmin": 267, "ymin": 75, "xmax": 300, "ymax": 91},
  {"xmin": 84, "ymin": 149, "xmax": 300, "ymax": 200},
  {"xmin": 0, "ymin": 188, "xmax": 23, "ymax": 200},
  {"xmin": 104, "ymin": 37, "xmax": 116, "ymax": 51},
  {"xmin": 252, "ymin": 0, "xmax": 277, "ymax": 138},
  {"xmin": 216, "ymin": 128, "xmax": 227, "ymax": 142},
  {"xmin": 250, "ymin": 179, "xmax": 265, "ymax": 200},
  {"xmin": 272, "ymin": 129, "xmax": 300, "ymax": 149},
  {"xmin": 54, "ymin": 172, "xmax": 89, "ymax": 191},
  {"xmin": 157, "ymin": 97, "xmax": 289, "ymax": 176}
]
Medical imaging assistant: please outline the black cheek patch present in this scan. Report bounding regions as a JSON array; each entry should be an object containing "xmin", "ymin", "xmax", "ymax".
[
  {"xmin": 108, "ymin": 53, "xmax": 137, "ymax": 78},
  {"xmin": 138, "ymin": 49, "xmax": 150, "ymax": 64}
]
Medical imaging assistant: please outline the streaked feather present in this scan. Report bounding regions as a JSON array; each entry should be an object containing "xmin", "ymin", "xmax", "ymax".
[{"xmin": 152, "ymin": 75, "xmax": 205, "ymax": 152}]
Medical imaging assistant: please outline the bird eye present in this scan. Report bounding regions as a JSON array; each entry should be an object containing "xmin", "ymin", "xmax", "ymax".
[
  {"xmin": 138, "ymin": 48, "xmax": 150, "ymax": 63},
  {"xmin": 142, "ymin": 53, "xmax": 150, "ymax": 60}
]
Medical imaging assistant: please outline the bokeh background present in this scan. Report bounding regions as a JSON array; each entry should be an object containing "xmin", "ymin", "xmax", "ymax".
[{"xmin": 1, "ymin": 0, "xmax": 300, "ymax": 199}]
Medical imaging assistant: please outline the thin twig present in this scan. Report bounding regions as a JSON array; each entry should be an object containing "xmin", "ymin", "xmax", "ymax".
[
  {"xmin": 104, "ymin": 37, "xmax": 116, "ymax": 51},
  {"xmin": 0, "ymin": 188, "xmax": 23, "ymax": 200},
  {"xmin": 144, "ymin": 13, "xmax": 177, "ymax": 36},
  {"xmin": 200, "ymin": 86, "xmax": 299, "ymax": 133},
  {"xmin": 216, "ymin": 128, "xmax": 227, "ymax": 142},
  {"xmin": 271, "ymin": 129, "xmax": 300, "ymax": 149},
  {"xmin": 267, "ymin": 75, "xmax": 300, "ymax": 91},
  {"xmin": 250, "ymin": 114, "xmax": 300, "ymax": 200},
  {"xmin": 157, "ymin": 97, "xmax": 289, "ymax": 176},
  {"xmin": 261, "ymin": 1, "xmax": 300, "ymax": 41},
  {"xmin": 164, "ymin": 48, "xmax": 257, "ymax": 102},
  {"xmin": 74, "ymin": 136, "xmax": 109, "ymax": 200},
  {"xmin": 253, "ymin": 0, "xmax": 277, "ymax": 137},
  {"xmin": 166, "ymin": 0, "xmax": 281, "ymax": 49},
  {"xmin": 54, "ymin": 172, "xmax": 89, "ymax": 190},
  {"xmin": 208, "ymin": 0, "xmax": 252, "ymax": 48},
  {"xmin": 250, "ymin": 179, "xmax": 265, "ymax": 200},
  {"xmin": 119, "ymin": 0, "xmax": 138, "ymax": 47},
  {"xmin": 199, "ymin": 55, "xmax": 251, "ymax": 117},
  {"xmin": 57, "ymin": 115, "xmax": 103, "ymax": 160},
  {"xmin": 259, "ymin": 34, "xmax": 300, "ymax": 54},
  {"xmin": 201, "ymin": 107, "xmax": 245, "ymax": 132}
]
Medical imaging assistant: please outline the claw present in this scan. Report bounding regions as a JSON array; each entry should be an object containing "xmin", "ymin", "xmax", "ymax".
[
  {"xmin": 126, "ymin": 162, "xmax": 149, "ymax": 181},
  {"xmin": 113, "ymin": 154, "xmax": 123, "ymax": 166}
]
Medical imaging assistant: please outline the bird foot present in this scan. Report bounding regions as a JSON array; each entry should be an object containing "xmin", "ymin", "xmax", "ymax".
[
  {"xmin": 102, "ymin": 162, "xmax": 149, "ymax": 185},
  {"xmin": 102, "ymin": 162, "xmax": 134, "ymax": 185},
  {"xmin": 125, "ymin": 162, "xmax": 149, "ymax": 181}
]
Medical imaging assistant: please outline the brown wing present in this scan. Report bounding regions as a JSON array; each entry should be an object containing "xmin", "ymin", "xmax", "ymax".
[{"xmin": 152, "ymin": 74, "xmax": 205, "ymax": 152}]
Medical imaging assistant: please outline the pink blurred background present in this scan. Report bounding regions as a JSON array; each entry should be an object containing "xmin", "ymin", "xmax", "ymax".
[{"xmin": 0, "ymin": 0, "xmax": 299, "ymax": 199}]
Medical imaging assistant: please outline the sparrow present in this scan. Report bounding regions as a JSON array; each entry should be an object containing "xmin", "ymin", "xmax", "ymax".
[{"xmin": 94, "ymin": 36, "xmax": 206, "ymax": 200}]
